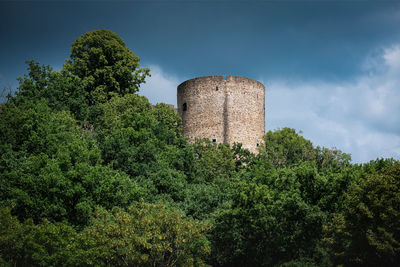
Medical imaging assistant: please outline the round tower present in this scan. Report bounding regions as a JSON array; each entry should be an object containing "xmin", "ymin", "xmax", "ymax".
[{"xmin": 177, "ymin": 75, "xmax": 265, "ymax": 153}]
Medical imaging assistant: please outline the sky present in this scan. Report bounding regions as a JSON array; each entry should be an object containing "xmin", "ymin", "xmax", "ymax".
[{"xmin": 1, "ymin": 0, "xmax": 399, "ymax": 163}]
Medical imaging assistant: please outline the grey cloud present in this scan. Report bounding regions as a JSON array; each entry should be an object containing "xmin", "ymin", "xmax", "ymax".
[{"xmin": 264, "ymin": 44, "xmax": 400, "ymax": 162}]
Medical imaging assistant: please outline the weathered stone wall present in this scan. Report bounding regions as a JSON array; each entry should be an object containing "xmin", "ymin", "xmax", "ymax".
[{"xmin": 177, "ymin": 75, "xmax": 265, "ymax": 153}]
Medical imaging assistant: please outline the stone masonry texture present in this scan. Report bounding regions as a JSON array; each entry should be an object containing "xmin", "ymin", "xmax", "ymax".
[{"xmin": 177, "ymin": 75, "xmax": 265, "ymax": 154}]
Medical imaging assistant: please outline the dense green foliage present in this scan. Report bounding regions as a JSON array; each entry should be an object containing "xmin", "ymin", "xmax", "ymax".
[
  {"xmin": 323, "ymin": 161, "xmax": 400, "ymax": 266},
  {"xmin": 1, "ymin": 30, "xmax": 399, "ymax": 266}
]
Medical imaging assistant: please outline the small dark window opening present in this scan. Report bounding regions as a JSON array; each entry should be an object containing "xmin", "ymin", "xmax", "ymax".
[
  {"xmin": 212, "ymin": 138, "xmax": 217, "ymax": 143},
  {"xmin": 216, "ymin": 86, "xmax": 219, "ymax": 91},
  {"xmin": 183, "ymin": 103, "xmax": 187, "ymax": 111},
  {"xmin": 256, "ymin": 142, "xmax": 260, "ymax": 147}
]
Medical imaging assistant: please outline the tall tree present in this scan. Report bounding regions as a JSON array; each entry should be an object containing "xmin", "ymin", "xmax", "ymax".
[{"xmin": 64, "ymin": 29, "xmax": 149, "ymax": 105}]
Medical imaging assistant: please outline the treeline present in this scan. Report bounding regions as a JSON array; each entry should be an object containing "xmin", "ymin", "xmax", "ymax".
[{"xmin": 1, "ymin": 30, "xmax": 399, "ymax": 267}]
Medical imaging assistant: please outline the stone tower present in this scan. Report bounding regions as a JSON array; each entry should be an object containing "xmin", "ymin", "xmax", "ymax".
[{"xmin": 177, "ymin": 75, "xmax": 265, "ymax": 153}]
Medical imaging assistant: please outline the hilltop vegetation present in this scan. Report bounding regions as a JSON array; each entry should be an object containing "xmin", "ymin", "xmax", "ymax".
[{"xmin": 1, "ymin": 30, "xmax": 399, "ymax": 267}]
